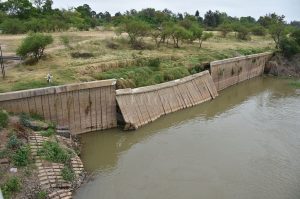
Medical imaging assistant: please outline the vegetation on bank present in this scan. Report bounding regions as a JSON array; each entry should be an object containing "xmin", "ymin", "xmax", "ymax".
[
  {"xmin": 1, "ymin": 2, "xmax": 299, "ymax": 92},
  {"xmin": 0, "ymin": 111, "xmax": 81, "ymax": 199}
]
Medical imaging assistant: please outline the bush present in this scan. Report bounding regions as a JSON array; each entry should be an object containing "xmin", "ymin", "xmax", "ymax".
[
  {"xmin": 61, "ymin": 166, "xmax": 75, "ymax": 182},
  {"xmin": 12, "ymin": 145, "xmax": 30, "ymax": 167},
  {"xmin": 0, "ymin": 110, "xmax": 8, "ymax": 130},
  {"xmin": 237, "ymin": 26, "xmax": 251, "ymax": 40},
  {"xmin": 148, "ymin": 58, "xmax": 160, "ymax": 70},
  {"xmin": 251, "ymin": 26, "xmax": 267, "ymax": 36},
  {"xmin": 39, "ymin": 128, "xmax": 55, "ymax": 137},
  {"xmin": 17, "ymin": 33, "xmax": 53, "ymax": 61},
  {"xmin": 291, "ymin": 29, "xmax": 300, "ymax": 45},
  {"xmin": 0, "ymin": 19, "xmax": 26, "ymax": 34},
  {"xmin": 6, "ymin": 134, "xmax": 22, "ymax": 150},
  {"xmin": 70, "ymin": 52, "xmax": 94, "ymax": 59},
  {"xmin": 1, "ymin": 177, "xmax": 21, "ymax": 199},
  {"xmin": 279, "ymin": 37, "xmax": 300, "ymax": 58},
  {"xmin": 38, "ymin": 141, "xmax": 72, "ymax": 163}
]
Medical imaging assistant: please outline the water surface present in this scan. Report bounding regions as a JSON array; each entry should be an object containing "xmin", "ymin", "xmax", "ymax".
[{"xmin": 75, "ymin": 77, "xmax": 300, "ymax": 199}]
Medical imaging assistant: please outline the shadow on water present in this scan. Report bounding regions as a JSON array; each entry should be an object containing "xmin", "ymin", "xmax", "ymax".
[{"xmin": 79, "ymin": 76, "xmax": 295, "ymax": 172}]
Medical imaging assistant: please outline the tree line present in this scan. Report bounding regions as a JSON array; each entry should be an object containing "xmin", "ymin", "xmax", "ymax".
[{"xmin": 1, "ymin": 1, "xmax": 300, "ymax": 59}]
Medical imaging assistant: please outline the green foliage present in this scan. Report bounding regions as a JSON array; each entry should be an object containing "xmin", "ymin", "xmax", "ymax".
[
  {"xmin": 6, "ymin": 134, "xmax": 22, "ymax": 150},
  {"xmin": 163, "ymin": 67, "xmax": 190, "ymax": 81},
  {"xmin": 38, "ymin": 141, "xmax": 72, "ymax": 163},
  {"xmin": 0, "ymin": 110, "xmax": 9, "ymax": 130},
  {"xmin": 251, "ymin": 25, "xmax": 267, "ymax": 36},
  {"xmin": 218, "ymin": 23, "xmax": 232, "ymax": 37},
  {"xmin": 35, "ymin": 191, "xmax": 48, "ymax": 199},
  {"xmin": 1, "ymin": 177, "xmax": 21, "ymax": 199},
  {"xmin": 16, "ymin": 33, "xmax": 53, "ymax": 61},
  {"xmin": 236, "ymin": 26, "xmax": 251, "ymax": 40},
  {"xmin": 148, "ymin": 58, "xmax": 161, "ymax": 70},
  {"xmin": 279, "ymin": 36, "xmax": 300, "ymax": 58},
  {"xmin": 199, "ymin": 32, "xmax": 213, "ymax": 48},
  {"xmin": 39, "ymin": 128, "xmax": 55, "ymax": 137},
  {"xmin": 291, "ymin": 29, "xmax": 300, "ymax": 45},
  {"xmin": 289, "ymin": 80, "xmax": 300, "ymax": 88},
  {"xmin": 269, "ymin": 22, "xmax": 286, "ymax": 48},
  {"xmin": 12, "ymin": 79, "xmax": 57, "ymax": 91},
  {"xmin": 12, "ymin": 145, "xmax": 30, "ymax": 167},
  {"xmin": 0, "ymin": 18, "xmax": 26, "ymax": 34},
  {"xmin": 61, "ymin": 166, "xmax": 75, "ymax": 182},
  {"xmin": 117, "ymin": 18, "xmax": 151, "ymax": 48}
]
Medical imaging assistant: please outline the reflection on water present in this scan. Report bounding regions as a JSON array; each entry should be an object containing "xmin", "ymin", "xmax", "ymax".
[{"xmin": 75, "ymin": 77, "xmax": 300, "ymax": 199}]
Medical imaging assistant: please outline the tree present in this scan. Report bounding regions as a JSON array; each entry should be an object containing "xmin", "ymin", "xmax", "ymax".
[
  {"xmin": 117, "ymin": 18, "xmax": 151, "ymax": 48},
  {"xmin": 169, "ymin": 24, "xmax": 192, "ymax": 48},
  {"xmin": 3, "ymin": 0, "xmax": 33, "ymax": 19},
  {"xmin": 17, "ymin": 33, "xmax": 53, "ymax": 61},
  {"xmin": 199, "ymin": 32, "xmax": 213, "ymax": 48},
  {"xmin": 218, "ymin": 23, "xmax": 232, "ymax": 37},
  {"xmin": 269, "ymin": 22, "xmax": 286, "ymax": 48}
]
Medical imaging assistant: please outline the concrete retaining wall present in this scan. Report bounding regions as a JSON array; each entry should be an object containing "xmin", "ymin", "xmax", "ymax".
[
  {"xmin": 210, "ymin": 52, "xmax": 273, "ymax": 91},
  {"xmin": 116, "ymin": 70, "xmax": 218, "ymax": 130},
  {"xmin": 0, "ymin": 80, "xmax": 117, "ymax": 134}
]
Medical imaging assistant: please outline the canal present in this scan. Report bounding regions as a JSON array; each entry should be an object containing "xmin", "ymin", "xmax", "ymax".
[{"xmin": 75, "ymin": 77, "xmax": 300, "ymax": 199}]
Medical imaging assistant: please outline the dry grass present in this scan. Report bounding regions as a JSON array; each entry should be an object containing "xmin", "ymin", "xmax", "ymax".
[{"xmin": 0, "ymin": 30, "xmax": 275, "ymax": 92}]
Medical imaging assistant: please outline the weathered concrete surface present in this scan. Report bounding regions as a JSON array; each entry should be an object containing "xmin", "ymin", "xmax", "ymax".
[
  {"xmin": 116, "ymin": 70, "xmax": 218, "ymax": 130},
  {"xmin": 210, "ymin": 52, "xmax": 273, "ymax": 91},
  {"xmin": 0, "ymin": 80, "xmax": 117, "ymax": 134}
]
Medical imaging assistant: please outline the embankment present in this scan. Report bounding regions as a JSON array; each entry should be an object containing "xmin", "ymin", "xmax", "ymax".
[
  {"xmin": 0, "ymin": 52, "xmax": 274, "ymax": 133},
  {"xmin": 0, "ymin": 80, "xmax": 117, "ymax": 134}
]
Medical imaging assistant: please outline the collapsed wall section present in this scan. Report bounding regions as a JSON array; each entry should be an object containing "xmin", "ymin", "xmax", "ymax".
[
  {"xmin": 0, "ymin": 80, "xmax": 117, "ymax": 134},
  {"xmin": 210, "ymin": 52, "xmax": 273, "ymax": 91},
  {"xmin": 116, "ymin": 70, "xmax": 218, "ymax": 130}
]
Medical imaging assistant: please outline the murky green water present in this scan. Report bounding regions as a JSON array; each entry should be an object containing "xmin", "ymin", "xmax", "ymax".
[{"xmin": 75, "ymin": 77, "xmax": 300, "ymax": 199}]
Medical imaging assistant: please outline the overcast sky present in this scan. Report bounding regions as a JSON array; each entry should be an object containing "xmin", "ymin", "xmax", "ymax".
[{"xmin": 53, "ymin": 0, "xmax": 300, "ymax": 22}]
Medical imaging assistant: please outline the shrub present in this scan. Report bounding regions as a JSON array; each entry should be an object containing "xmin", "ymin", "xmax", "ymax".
[
  {"xmin": 17, "ymin": 33, "xmax": 53, "ymax": 61},
  {"xmin": 0, "ymin": 110, "xmax": 8, "ymax": 130},
  {"xmin": 218, "ymin": 24, "xmax": 232, "ymax": 37},
  {"xmin": 39, "ymin": 128, "xmax": 55, "ymax": 137},
  {"xmin": 251, "ymin": 26, "xmax": 267, "ymax": 36},
  {"xmin": 38, "ymin": 141, "xmax": 72, "ymax": 163},
  {"xmin": 12, "ymin": 145, "xmax": 30, "ymax": 167},
  {"xmin": 237, "ymin": 26, "xmax": 251, "ymax": 40},
  {"xmin": 61, "ymin": 166, "xmax": 75, "ymax": 182},
  {"xmin": 117, "ymin": 18, "xmax": 151, "ymax": 48},
  {"xmin": 279, "ymin": 37, "xmax": 300, "ymax": 58},
  {"xmin": 291, "ymin": 29, "xmax": 300, "ymax": 45},
  {"xmin": 1, "ymin": 177, "xmax": 21, "ymax": 199},
  {"xmin": 35, "ymin": 191, "xmax": 48, "ymax": 199},
  {"xmin": 0, "ymin": 18, "xmax": 26, "ymax": 34},
  {"xmin": 148, "ymin": 58, "xmax": 160, "ymax": 70},
  {"xmin": 6, "ymin": 134, "xmax": 22, "ymax": 150}
]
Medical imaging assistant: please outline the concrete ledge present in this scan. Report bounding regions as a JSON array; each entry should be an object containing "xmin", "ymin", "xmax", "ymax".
[
  {"xmin": 210, "ymin": 52, "xmax": 273, "ymax": 66},
  {"xmin": 116, "ymin": 70, "xmax": 210, "ymax": 95},
  {"xmin": 0, "ymin": 79, "xmax": 116, "ymax": 102}
]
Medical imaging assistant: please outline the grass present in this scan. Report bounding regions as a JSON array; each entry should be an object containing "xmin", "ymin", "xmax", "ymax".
[
  {"xmin": 0, "ymin": 30, "xmax": 275, "ymax": 92},
  {"xmin": 38, "ymin": 141, "xmax": 73, "ymax": 164},
  {"xmin": 39, "ymin": 128, "xmax": 55, "ymax": 137},
  {"xmin": 61, "ymin": 166, "xmax": 75, "ymax": 182},
  {"xmin": 289, "ymin": 80, "xmax": 300, "ymax": 88},
  {"xmin": 0, "ymin": 110, "xmax": 9, "ymax": 130},
  {"xmin": 1, "ymin": 177, "xmax": 21, "ymax": 199},
  {"xmin": 12, "ymin": 145, "xmax": 30, "ymax": 167}
]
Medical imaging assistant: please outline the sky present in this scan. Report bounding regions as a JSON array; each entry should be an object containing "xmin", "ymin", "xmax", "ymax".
[{"xmin": 52, "ymin": 0, "xmax": 300, "ymax": 22}]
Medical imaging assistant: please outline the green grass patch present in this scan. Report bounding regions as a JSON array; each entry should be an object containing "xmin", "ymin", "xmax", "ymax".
[
  {"xmin": 289, "ymin": 80, "xmax": 300, "ymax": 88},
  {"xmin": 11, "ymin": 80, "xmax": 58, "ymax": 91},
  {"xmin": 12, "ymin": 145, "xmax": 30, "ymax": 167},
  {"xmin": 39, "ymin": 128, "xmax": 55, "ymax": 137},
  {"xmin": 38, "ymin": 141, "xmax": 73, "ymax": 163},
  {"xmin": 1, "ymin": 177, "xmax": 21, "ymax": 199},
  {"xmin": 61, "ymin": 166, "xmax": 75, "ymax": 182},
  {"xmin": 0, "ymin": 110, "xmax": 9, "ymax": 130}
]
